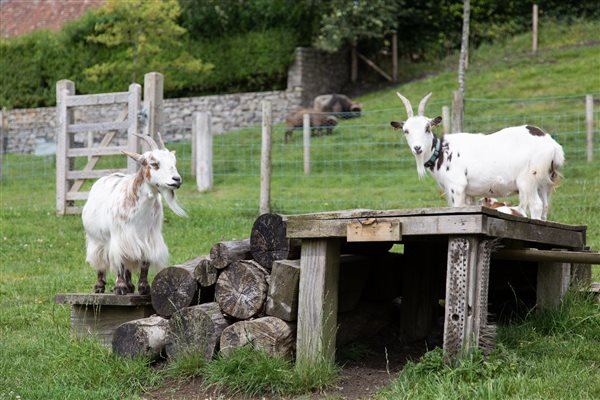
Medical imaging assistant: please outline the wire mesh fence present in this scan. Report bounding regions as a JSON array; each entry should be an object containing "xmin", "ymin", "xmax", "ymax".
[{"xmin": 1, "ymin": 95, "xmax": 598, "ymax": 220}]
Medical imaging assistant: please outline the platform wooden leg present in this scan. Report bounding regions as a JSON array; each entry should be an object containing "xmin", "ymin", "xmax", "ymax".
[
  {"xmin": 296, "ymin": 238, "xmax": 340, "ymax": 366},
  {"xmin": 443, "ymin": 236, "xmax": 493, "ymax": 361},
  {"xmin": 537, "ymin": 262, "xmax": 570, "ymax": 309}
]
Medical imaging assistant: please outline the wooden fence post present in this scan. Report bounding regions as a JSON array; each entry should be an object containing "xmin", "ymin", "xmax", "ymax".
[
  {"xmin": 0, "ymin": 107, "xmax": 6, "ymax": 179},
  {"xmin": 586, "ymin": 94, "xmax": 594, "ymax": 162},
  {"xmin": 303, "ymin": 113, "xmax": 310, "ymax": 175},
  {"xmin": 442, "ymin": 106, "xmax": 450, "ymax": 135},
  {"xmin": 451, "ymin": 90, "xmax": 464, "ymax": 133},
  {"xmin": 143, "ymin": 72, "xmax": 164, "ymax": 142},
  {"xmin": 351, "ymin": 45, "xmax": 358, "ymax": 83},
  {"xmin": 193, "ymin": 112, "xmax": 213, "ymax": 192},
  {"xmin": 56, "ymin": 80, "xmax": 75, "ymax": 215},
  {"xmin": 532, "ymin": 4, "xmax": 539, "ymax": 54},
  {"xmin": 260, "ymin": 101, "xmax": 272, "ymax": 215},
  {"xmin": 392, "ymin": 31, "xmax": 398, "ymax": 82},
  {"xmin": 127, "ymin": 83, "xmax": 141, "ymax": 174}
]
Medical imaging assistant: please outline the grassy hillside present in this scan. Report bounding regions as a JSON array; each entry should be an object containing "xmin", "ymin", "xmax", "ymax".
[{"xmin": 0, "ymin": 19, "xmax": 599, "ymax": 399}]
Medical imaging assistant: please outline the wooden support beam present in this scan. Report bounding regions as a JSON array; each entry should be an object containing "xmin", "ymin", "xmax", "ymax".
[
  {"xmin": 357, "ymin": 52, "xmax": 393, "ymax": 82},
  {"xmin": 296, "ymin": 238, "xmax": 340, "ymax": 366},
  {"xmin": 495, "ymin": 249, "xmax": 600, "ymax": 264}
]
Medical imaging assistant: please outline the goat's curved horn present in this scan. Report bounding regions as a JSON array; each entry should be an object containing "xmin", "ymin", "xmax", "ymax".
[
  {"xmin": 156, "ymin": 131, "xmax": 166, "ymax": 150},
  {"xmin": 418, "ymin": 92, "xmax": 433, "ymax": 116},
  {"xmin": 396, "ymin": 92, "xmax": 414, "ymax": 118},
  {"xmin": 134, "ymin": 133, "xmax": 159, "ymax": 151}
]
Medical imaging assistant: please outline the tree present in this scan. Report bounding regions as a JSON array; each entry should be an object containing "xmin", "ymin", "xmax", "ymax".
[
  {"xmin": 84, "ymin": 0, "xmax": 212, "ymax": 90},
  {"xmin": 314, "ymin": 0, "xmax": 400, "ymax": 52}
]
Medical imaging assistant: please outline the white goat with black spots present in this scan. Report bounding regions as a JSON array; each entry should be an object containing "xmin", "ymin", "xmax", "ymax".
[
  {"xmin": 390, "ymin": 92, "xmax": 564, "ymax": 220},
  {"xmin": 82, "ymin": 133, "xmax": 187, "ymax": 295}
]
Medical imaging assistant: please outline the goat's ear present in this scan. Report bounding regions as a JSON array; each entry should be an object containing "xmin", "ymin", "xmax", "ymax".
[
  {"xmin": 431, "ymin": 116, "xmax": 442, "ymax": 127},
  {"xmin": 390, "ymin": 121, "xmax": 404, "ymax": 130},
  {"xmin": 122, "ymin": 150, "xmax": 143, "ymax": 163}
]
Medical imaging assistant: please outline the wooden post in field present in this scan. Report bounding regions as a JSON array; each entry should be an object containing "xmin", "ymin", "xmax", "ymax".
[
  {"xmin": 260, "ymin": 101, "xmax": 272, "ymax": 215},
  {"xmin": 532, "ymin": 4, "xmax": 538, "ymax": 54},
  {"xmin": 586, "ymin": 94, "xmax": 594, "ymax": 162},
  {"xmin": 442, "ymin": 106, "xmax": 450, "ymax": 135},
  {"xmin": 127, "ymin": 83, "xmax": 141, "ymax": 174},
  {"xmin": 303, "ymin": 113, "xmax": 310, "ymax": 175},
  {"xmin": 0, "ymin": 107, "xmax": 6, "ymax": 179},
  {"xmin": 451, "ymin": 90, "xmax": 464, "ymax": 133},
  {"xmin": 392, "ymin": 31, "xmax": 398, "ymax": 82},
  {"xmin": 193, "ymin": 112, "xmax": 213, "ymax": 192},
  {"xmin": 143, "ymin": 72, "xmax": 163, "ymax": 142},
  {"xmin": 351, "ymin": 45, "xmax": 358, "ymax": 83},
  {"xmin": 56, "ymin": 79, "xmax": 75, "ymax": 215}
]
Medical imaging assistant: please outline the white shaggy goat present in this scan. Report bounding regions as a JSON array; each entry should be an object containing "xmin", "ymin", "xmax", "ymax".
[
  {"xmin": 390, "ymin": 92, "xmax": 564, "ymax": 220},
  {"xmin": 82, "ymin": 133, "xmax": 187, "ymax": 295}
]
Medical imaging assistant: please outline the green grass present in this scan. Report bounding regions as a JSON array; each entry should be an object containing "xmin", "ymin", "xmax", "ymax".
[
  {"xmin": 377, "ymin": 292, "xmax": 600, "ymax": 399},
  {"xmin": 1, "ymin": 18, "xmax": 599, "ymax": 399}
]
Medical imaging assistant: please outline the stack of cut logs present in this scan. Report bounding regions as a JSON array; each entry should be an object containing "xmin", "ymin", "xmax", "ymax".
[{"xmin": 112, "ymin": 214, "xmax": 402, "ymax": 361}]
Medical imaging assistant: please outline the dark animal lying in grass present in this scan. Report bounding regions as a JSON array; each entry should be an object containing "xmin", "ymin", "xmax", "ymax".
[{"xmin": 284, "ymin": 108, "xmax": 338, "ymax": 143}]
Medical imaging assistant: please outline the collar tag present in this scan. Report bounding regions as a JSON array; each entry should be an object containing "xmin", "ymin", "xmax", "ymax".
[{"xmin": 424, "ymin": 138, "xmax": 441, "ymax": 169}]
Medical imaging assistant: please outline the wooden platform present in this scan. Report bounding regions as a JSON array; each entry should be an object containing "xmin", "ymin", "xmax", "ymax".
[
  {"xmin": 55, "ymin": 293, "xmax": 155, "ymax": 346},
  {"xmin": 284, "ymin": 206, "xmax": 591, "ymax": 366}
]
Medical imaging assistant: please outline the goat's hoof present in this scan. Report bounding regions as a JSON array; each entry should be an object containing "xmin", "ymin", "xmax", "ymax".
[
  {"xmin": 114, "ymin": 285, "xmax": 128, "ymax": 295},
  {"xmin": 138, "ymin": 284, "xmax": 150, "ymax": 295},
  {"xmin": 127, "ymin": 285, "xmax": 135, "ymax": 294},
  {"xmin": 94, "ymin": 285, "xmax": 105, "ymax": 293}
]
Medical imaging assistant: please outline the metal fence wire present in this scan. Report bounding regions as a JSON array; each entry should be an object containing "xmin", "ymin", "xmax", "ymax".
[{"xmin": 1, "ymin": 95, "xmax": 599, "ymax": 217}]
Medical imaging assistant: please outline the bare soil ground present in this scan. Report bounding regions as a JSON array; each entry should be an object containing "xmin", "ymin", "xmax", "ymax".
[{"xmin": 143, "ymin": 334, "xmax": 435, "ymax": 400}]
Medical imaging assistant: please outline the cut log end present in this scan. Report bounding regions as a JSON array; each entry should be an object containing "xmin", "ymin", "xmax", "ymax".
[
  {"xmin": 220, "ymin": 316, "xmax": 296, "ymax": 359},
  {"xmin": 251, "ymin": 213, "xmax": 300, "ymax": 270},
  {"xmin": 215, "ymin": 260, "xmax": 268, "ymax": 319},
  {"xmin": 151, "ymin": 266, "xmax": 198, "ymax": 317}
]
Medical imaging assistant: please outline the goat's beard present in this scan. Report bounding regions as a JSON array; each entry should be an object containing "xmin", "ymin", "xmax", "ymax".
[
  {"xmin": 159, "ymin": 188, "xmax": 188, "ymax": 217},
  {"xmin": 414, "ymin": 154, "xmax": 426, "ymax": 179}
]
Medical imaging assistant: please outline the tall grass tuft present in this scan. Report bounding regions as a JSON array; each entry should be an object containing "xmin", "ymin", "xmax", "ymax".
[
  {"xmin": 200, "ymin": 346, "xmax": 339, "ymax": 397},
  {"xmin": 378, "ymin": 291, "xmax": 600, "ymax": 399}
]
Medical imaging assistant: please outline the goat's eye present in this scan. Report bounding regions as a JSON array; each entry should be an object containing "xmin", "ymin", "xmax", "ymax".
[
  {"xmin": 404, "ymin": 129, "xmax": 409, "ymax": 135},
  {"xmin": 426, "ymin": 126, "xmax": 431, "ymax": 133},
  {"xmin": 150, "ymin": 162, "xmax": 159, "ymax": 169}
]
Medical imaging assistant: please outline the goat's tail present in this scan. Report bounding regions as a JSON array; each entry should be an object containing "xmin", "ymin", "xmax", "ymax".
[{"xmin": 549, "ymin": 144, "xmax": 565, "ymax": 186}]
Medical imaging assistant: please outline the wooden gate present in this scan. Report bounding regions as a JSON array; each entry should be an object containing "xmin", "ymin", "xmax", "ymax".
[
  {"xmin": 55, "ymin": 72, "xmax": 164, "ymax": 215},
  {"xmin": 55, "ymin": 80, "xmax": 141, "ymax": 215}
]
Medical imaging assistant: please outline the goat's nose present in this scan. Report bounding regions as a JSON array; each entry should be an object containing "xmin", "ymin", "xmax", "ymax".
[
  {"xmin": 171, "ymin": 176, "xmax": 182, "ymax": 188},
  {"xmin": 413, "ymin": 145, "xmax": 422, "ymax": 155}
]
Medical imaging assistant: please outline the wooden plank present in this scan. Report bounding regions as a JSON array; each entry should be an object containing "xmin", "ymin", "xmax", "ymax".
[
  {"xmin": 56, "ymin": 80, "xmax": 75, "ymax": 215},
  {"xmin": 67, "ymin": 121, "xmax": 129, "ymax": 133},
  {"xmin": 67, "ymin": 169, "xmax": 125, "ymax": 179},
  {"xmin": 67, "ymin": 146, "xmax": 127, "ymax": 157},
  {"xmin": 484, "ymin": 216, "xmax": 585, "ymax": 249},
  {"xmin": 65, "ymin": 92, "xmax": 129, "ymax": 107},
  {"xmin": 55, "ymin": 293, "xmax": 152, "ymax": 306},
  {"xmin": 65, "ymin": 206, "xmax": 84, "ymax": 215},
  {"xmin": 285, "ymin": 207, "xmax": 586, "ymax": 232},
  {"xmin": 66, "ymin": 191, "xmax": 89, "ymax": 201},
  {"xmin": 287, "ymin": 214, "xmax": 484, "ymax": 239},
  {"xmin": 537, "ymin": 262, "xmax": 571, "ymax": 309},
  {"xmin": 127, "ymin": 83, "xmax": 141, "ymax": 173},
  {"xmin": 296, "ymin": 238, "xmax": 340, "ymax": 366},
  {"xmin": 69, "ymin": 109, "xmax": 127, "ymax": 194},
  {"xmin": 494, "ymin": 249, "xmax": 600, "ymax": 264},
  {"xmin": 346, "ymin": 219, "xmax": 401, "ymax": 242}
]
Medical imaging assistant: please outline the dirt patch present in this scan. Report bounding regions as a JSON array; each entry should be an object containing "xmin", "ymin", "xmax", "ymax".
[{"xmin": 143, "ymin": 337, "xmax": 433, "ymax": 400}]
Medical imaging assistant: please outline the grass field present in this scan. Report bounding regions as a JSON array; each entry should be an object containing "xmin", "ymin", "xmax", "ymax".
[{"xmin": 1, "ymin": 19, "xmax": 599, "ymax": 399}]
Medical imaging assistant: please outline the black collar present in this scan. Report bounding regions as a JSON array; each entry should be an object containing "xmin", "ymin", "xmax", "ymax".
[{"xmin": 424, "ymin": 137, "xmax": 441, "ymax": 169}]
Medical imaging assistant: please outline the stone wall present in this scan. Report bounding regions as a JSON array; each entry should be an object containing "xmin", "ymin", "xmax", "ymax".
[
  {"xmin": 1, "ymin": 89, "xmax": 302, "ymax": 154},
  {"xmin": 1, "ymin": 46, "xmax": 350, "ymax": 154},
  {"xmin": 287, "ymin": 47, "xmax": 350, "ymax": 107}
]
